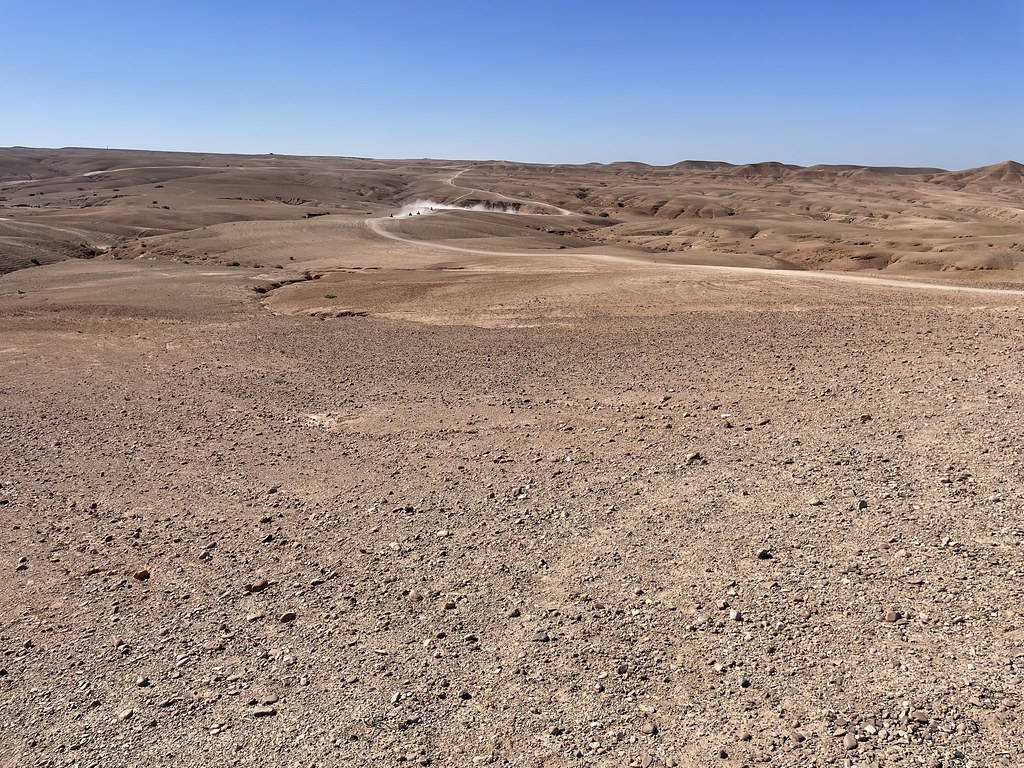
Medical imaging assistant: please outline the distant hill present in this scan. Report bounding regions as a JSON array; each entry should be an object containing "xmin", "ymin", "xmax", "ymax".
[{"xmin": 931, "ymin": 160, "xmax": 1024, "ymax": 188}]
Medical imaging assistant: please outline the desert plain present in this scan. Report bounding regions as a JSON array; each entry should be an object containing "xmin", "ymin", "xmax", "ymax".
[{"xmin": 2, "ymin": 147, "xmax": 1024, "ymax": 767}]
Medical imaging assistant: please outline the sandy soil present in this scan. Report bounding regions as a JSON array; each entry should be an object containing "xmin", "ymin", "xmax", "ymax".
[{"xmin": 2, "ymin": 148, "xmax": 1024, "ymax": 768}]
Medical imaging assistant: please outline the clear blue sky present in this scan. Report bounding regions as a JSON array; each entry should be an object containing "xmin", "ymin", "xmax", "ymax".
[{"xmin": 3, "ymin": 0, "xmax": 1021, "ymax": 168}]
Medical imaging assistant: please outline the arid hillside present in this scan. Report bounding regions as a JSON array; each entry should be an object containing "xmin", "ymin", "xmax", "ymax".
[
  {"xmin": 2, "ymin": 148, "xmax": 1022, "ymax": 278},
  {"xmin": 2, "ymin": 147, "xmax": 1024, "ymax": 768}
]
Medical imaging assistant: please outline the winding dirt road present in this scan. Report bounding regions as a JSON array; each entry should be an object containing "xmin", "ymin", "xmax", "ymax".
[
  {"xmin": 441, "ymin": 168, "xmax": 574, "ymax": 215},
  {"xmin": 0, "ymin": 216, "xmax": 100, "ymax": 241},
  {"xmin": 366, "ymin": 211, "xmax": 1024, "ymax": 297}
]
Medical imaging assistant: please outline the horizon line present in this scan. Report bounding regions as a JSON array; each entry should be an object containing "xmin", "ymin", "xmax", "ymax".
[{"xmin": 2, "ymin": 144, "xmax": 1022, "ymax": 175}]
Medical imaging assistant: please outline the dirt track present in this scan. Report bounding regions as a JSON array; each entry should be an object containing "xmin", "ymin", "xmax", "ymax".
[{"xmin": 364, "ymin": 214, "xmax": 1024, "ymax": 298}]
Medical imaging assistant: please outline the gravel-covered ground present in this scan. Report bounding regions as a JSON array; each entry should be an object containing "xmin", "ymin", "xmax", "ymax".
[{"xmin": 2, "ymin": 254, "xmax": 1022, "ymax": 767}]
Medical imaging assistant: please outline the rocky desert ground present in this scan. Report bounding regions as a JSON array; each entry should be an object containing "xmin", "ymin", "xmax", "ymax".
[{"xmin": 2, "ymin": 147, "xmax": 1024, "ymax": 767}]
